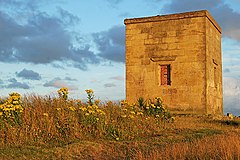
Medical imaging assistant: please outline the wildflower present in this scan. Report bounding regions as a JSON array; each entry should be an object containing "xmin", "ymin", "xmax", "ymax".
[
  {"xmin": 116, "ymin": 137, "xmax": 119, "ymax": 141},
  {"xmin": 151, "ymin": 104, "xmax": 156, "ymax": 108},
  {"xmin": 123, "ymin": 108, "xmax": 127, "ymax": 112},
  {"xmin": 56, "ymin": 108, "xmax": 61, "ymax": 111},
  {"xmin": 129, "ymin": 115, "xmax": 134, "ymax": 119},
  {"xmin": 43, "ymin": 113, "xmax": 49, "ymax": 117},
  {"xmin": 80, "ymin": 107, "xmax": 87, "ymax": 111},
  {"xmin": 88, "ymin": 110, "xmax": 95, "ymax": 114},
  {"xmin": 96, "ymin": 118, "xmax": 99, "ymax": 121},
  {"xmin": 94, "ymin": 99, "xmax": 100, "ymax": 105},
  {"xmin": 137, "ymin": 112, "xmax": 143, "ymax": 115},
  {"xmin": 121, "ymin": 115, "xmax": 127, "ymax": 118},
  {"xmin": 130, "ymin": 111, "xmax": 135, "ymax": 115},
  {"xmin": 0, "ymin": 112, "xmax": 2, "ymax": 116},
  {"xmin": 156, "ymin": 114, "xmax": 160, "ymax": 118},
  {"xmin": 85, "ymin": 89, "xmax": 93, "ymax": 94},
  {"xmin": 58, "ymin": 87, "xmax": 69, "ymax": 100},
  {"xmin": 92, "ymin": 104, "xmax": 98, "ymax": 109},
  {"xmin": 85, "ymin": 89, "xmax": 94, "ymax": 105},
  {"xmin": 120, "ymin": 100, "xmax": 128, "ymax": 106},
  {"xmin": 69, "ymin": 106, "xmax": 76, "ymax": 111},
  {"xmin": 146, "ymin": 106, "xmax": 150, "ymax": 110},
  {"xmin": 155, "ymin": 97, "xmax": 162, "ymax": 101},
  {"xmin": 0, "ymin": 92, "xmax": 24, "ymax": 120},
  {"xmin": 85, "ymin": 113, "xmax": 90, "ymax": 116},
  {"xmin": 76, "ymin": 99, "xmax": 82, "ymax": 104}
]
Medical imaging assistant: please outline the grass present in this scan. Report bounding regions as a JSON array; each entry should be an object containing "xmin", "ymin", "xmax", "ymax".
[{"xmin": 1, "ymin": 89, "xmax": 240, "ymax": 159}]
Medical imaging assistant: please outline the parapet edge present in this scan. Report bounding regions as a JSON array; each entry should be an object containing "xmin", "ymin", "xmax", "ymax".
[{"xmin": 124, "ymin": 10, "xmax": 222, "ymax": 33}]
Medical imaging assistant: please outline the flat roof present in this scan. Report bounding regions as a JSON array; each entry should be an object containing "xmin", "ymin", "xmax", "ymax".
[{"xmin": 124, "ymin": 10, "xmax": 221, "ymax": 33}]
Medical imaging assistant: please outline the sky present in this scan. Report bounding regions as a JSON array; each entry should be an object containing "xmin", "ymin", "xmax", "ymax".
[{"xmin": 0, "ymin": 0, "xmax": 240, "ymax": 114}]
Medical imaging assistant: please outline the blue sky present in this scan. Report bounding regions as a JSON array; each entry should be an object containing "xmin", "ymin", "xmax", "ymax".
[{"xmin": 0, "ymin": 0, "xmax": 240, "ymax": 114}]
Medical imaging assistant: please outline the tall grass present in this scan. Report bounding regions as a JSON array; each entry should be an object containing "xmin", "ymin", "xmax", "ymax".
[
  {"xmin": 136, "ymin": 133, "xmax": 240, "ymax": 159},
  {"xmin": 0, "ymin": 88, "xmax": 173, "ymax": 146}
]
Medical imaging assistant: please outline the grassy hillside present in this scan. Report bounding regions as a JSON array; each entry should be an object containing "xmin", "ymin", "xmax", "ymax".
[{"xmin": 0, "ymin": 88, "xmax": 240, "ymax": 159}]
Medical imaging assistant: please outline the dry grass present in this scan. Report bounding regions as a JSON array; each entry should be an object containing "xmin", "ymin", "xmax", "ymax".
[{"xmin": 1, "ymin": 91, "xmax": 240, "ymax": 159}]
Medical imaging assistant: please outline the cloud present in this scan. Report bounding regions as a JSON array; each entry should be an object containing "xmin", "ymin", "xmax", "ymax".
[
  {"xmin": 105, "ymin": 0, "xmax": 123, "ymax": 7},
  {"xmin": 162, "ymin": 0, "xmax": 240, "ymax": 41},
  {"xmin": 57, "ymin": 7, "xmax": 80, "ymax": 26},
  {"xmin": 64, "ymin": 77, "xmax": 77, "ymax": 81},
  {"xmin": 16, "ymin": 68, "xmax": 41, "ymax": 80},
  {"xmin": 106, "ymin": 0, "xmax": 123, "ymax": 4},
  {"xmin": 223, "ymin": 68, "xmax": 230, "ymax": 73},
  {"xmin": 93, "ymin": 25, "xmax": 125, "ymax": 63},
  {"xmin": 5, "ymin": 78, "xmax": 30, "ymax": 89},
  {"xmin": 43, "ymin": 77, "xmax": 78, "ymax": 90},
  {"xmin": 223, "ymin": 77, "xmax": 240, "ymax": 115},
  {"xmin": 110, "ymin": 76, "xmax": 124, "ymax": 81},
  {"xmin": 104, "ymin": 83, "xmax": 116, "ymax": 88},
  {"xmin": 0, "ymin": 1, "xmax": 99, "ymax": 70}
]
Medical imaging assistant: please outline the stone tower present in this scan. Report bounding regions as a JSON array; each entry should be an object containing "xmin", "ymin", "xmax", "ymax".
[{"xmin": 124, "ymin": 10, "xmax": 223, "ymax": 115}]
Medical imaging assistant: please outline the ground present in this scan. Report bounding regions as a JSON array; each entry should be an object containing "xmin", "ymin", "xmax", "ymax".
[{"xmin": 1, "ymin": 115, "xmax": 240, "ymax": 160}]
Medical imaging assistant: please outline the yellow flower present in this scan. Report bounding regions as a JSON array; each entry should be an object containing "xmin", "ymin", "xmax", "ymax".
[
  {"xmin": 121, "ymin": 115, "xmax": 127, "ymax": 118},
  {"xmin": 94, "ymin": 99, "xmax": 100, "ymax": 105},
  {"xmin": 80, "ymin": 107, "xmax": 87, "ymax": 111},
  {"xmin": 76, "ymin": 99, "xmax": 82, "ymax": 103},
  {"xmin": 130, "ymin": 111, "xmax": 135, "ymax": 115},
  {"xmin": 129, "ymin": 115, "xmax": 134, "ymax": 119},
  {"xmin": 92, "ymin": 104, "xmax": 98, "ymax": 109},
  {"xmin": 96, "ymin": 118, "xmax": 99, "ymax": 121},
  {"xmin": 116, "ymin": 137, "xmax": 119, "ymax": 141},
  {"xmin": 0, "ymin": 112, "xmax": 3, "ymax": 116},
  {"xmin": 56, "ymin": 108, "xmax": 61, "ymax": 111},
  {"xmin": 120, "ymin": 100, "xmax": 128, "ymax": 106},
  {"xmin": 156, "ymin": 114, "xmax": 160, "ymax": 118},
  {"xmin": 69, "ymin": 106, "xmax": 76, "ymax": 111},
  {"xmin": 146, "ymin": 106, "xmax": 149, "ymax": 110},
  {"xmin": 43, "ymin": 113, "xmax": 49, "ymax": 117},
  {"xmin": 85, "ymin": 89, "xmax": 93, "ymax": 94},
  {"xmin": 151, "ymin": 104, "xmax": 156, "ymax": 108},
  {"xmin": 85, "ymin": 113, "xmax": 90, "ymax": 116},
  {"xmin": 123, "ymin": 108, "xmax": 127, "ymax": 112},
  {"xmin": 137, "ymin": 112, "xmax": 143, "ymax": 115},
  {"xmin": 88, "ymin": 110, "xmax": 95, "ymax": 114}
]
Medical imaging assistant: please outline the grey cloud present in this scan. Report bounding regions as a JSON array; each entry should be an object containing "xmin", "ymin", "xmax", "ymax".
[
  {"xmin": 104, "ymin": 83, "xmax": 116, "ymax": 88},
  {"xmin": 162, "ymin": 0, "xmax": 240, "ymax": 41},
  {"xmin": 0, "ymin": 1, "xmax": 99, "ymax": 70},
  {"xmin": 43, "ymin": 77, "xmax": 61, "ymax": 88},
  {"xmin": 43, "ymin": 77, "xmax": 78, "ymax": 90},
  {"xmin": 65, "ymin": 77, "xmax": 77, "ymax": 81},
  {"xmin": 16, "ymin": 68, "xmax": 41, "ymax": 80},
  {"xmin": 57, "ymin": 7, "xmax": 80, "ymax": 26},
  {"xmin": 93, "ymin": 25, "xmax": 125, "ymax": 63},
  {"xmin": 224, "ymin": 68, "xmax": 230, "ymax": 73},
  {"xmin": 163, "ymin": 0, "xmax": 221, "ymax": 13},
  {"xmin": 212, "ymin": 4, "xmax": 240, "ymax": 40},
  {"xmin": 6, "ymin": 78, "xmax": 30, "ymax": 89}
]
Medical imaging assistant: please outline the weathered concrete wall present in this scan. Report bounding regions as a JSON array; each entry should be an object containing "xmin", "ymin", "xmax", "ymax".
[{"xmin": 124, "ymin": 10, "xmax": 223, "ymax": 115}]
